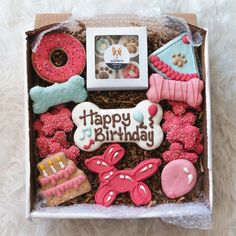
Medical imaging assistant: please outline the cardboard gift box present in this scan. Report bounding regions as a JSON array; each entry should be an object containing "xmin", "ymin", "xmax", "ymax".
[{"xmin": 24, "ymin": 13, "xmax": 212, "ymax": 229}]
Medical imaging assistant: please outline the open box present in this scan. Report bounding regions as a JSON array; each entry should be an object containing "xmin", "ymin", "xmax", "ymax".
[{"xmin": 24, "ymin": 13, "xmax": 212, "ymax": 229}]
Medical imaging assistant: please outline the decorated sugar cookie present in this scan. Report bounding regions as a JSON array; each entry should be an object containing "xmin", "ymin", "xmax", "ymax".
[
  {"xmin": 72, "ymin": 100, "xmax": 163, "ymax": 151},
  {"xmin": 37, "ymin": 152, "xmax": 91, "ymax": 206},
  {"xmin": 161, "ymin": 159, "xmax": 197, "ymax": 199},
  {"xmin": 85, "ymin": 144, "xmax": 162, "ymax": 206}
]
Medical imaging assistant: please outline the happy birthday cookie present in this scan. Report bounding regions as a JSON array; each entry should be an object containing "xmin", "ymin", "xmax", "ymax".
[{"xmin": 72, "ymin": 100, "xmax": 163, "ymax": 151}]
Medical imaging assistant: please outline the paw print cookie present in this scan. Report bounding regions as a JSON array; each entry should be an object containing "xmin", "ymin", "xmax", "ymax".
[
  {"xmin": 119, "ymin": 36, "xmax": 139, "ymax": 58},
  {"xmin": 95, "ymin": 62, "xmax": 116, "ymax": 79},
  {"xmin": 172, "ymin": 53, "xmax": 187, "ymax": 67},
  {"xmin": 95, "ymin": 36, "xmax": 114, "ymax": 57}
]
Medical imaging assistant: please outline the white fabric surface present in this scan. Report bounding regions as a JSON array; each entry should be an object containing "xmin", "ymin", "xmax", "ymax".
[{"xmin": 0, "ymin": 0, "xmax": 235, "ymax": 235}]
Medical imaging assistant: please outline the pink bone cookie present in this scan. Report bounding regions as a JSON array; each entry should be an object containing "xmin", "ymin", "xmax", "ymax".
[
  {"xmin": 162, "ymin": 143, "xmax": 198, "ymax": 164},
  {"xmin": 146, "ymin": 74, "xmax": 204, "ymax": 108},
  {"xmin": 161, "ymin": 159, "xmax": 197, "ymax": 199},
  {"xmin": 85, "ymin": 144, "xmax": 161, "ymax": 207},
  {"xmin": 72, "ymin": 100, "xmax": 163, "ymax": 151}
]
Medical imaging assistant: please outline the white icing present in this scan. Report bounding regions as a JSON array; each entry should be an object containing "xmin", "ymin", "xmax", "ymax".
[
  {"xmin": 42, "ymin": 170, "xmax": 48, "ymax": 177},
  {"xmin": 50, "ymin": 165, "xmax": 57, "ymax": 173},
  {"xmin": 106, "ymin": 196, "xmax": 112, "ymax": 202},
  {"xmin": 58, "ymin": 161, "xmax": 65, "ymax": 169},
  {"xmin": 183, "ymin": 167, "xmax": 189, "ymax": 174},
  {"xmin": 104, "ymin": 175, "xmax": 110, "ymax": 180},
  {"xmin": 148, "ymin": 164, "xmax": 153, "ymax": 168},
  {"xmin": 187, "ymin": 174, "xmax": 193, "ymax": 185},
  {"xmin": 72, "ymin": 100, "xmax": 164, "ymax": 152},
  {"xmin": 119, "ymin": 175, "xmax": 125, "ymax": 179},
  {"xmin": 96, "ymin": 161, "xmax": 101, "ymax": 165},
  {"xmin": 125, "ymin": 175, "xmax": 133, "ymax": 182},
  {"xmin": 110, "ymin": 171, "xmax": 113, "ymax": 175},
  {"xmin": 139, "ymin": 185, "xmax": 147, "ymax": 194},
  {"xmin": 101, "ymin": 162, "xmax": 109, "ymax": 167},
  {"xmin": 140, "ymin": 166, "xmax": 148, "ymax": 173},
  {"xmin": 110, "ymin": 192, "xmax": 114, "ymax": 196},
  {"xmin": 114, "ymin": 152, "xmax": 119, "ymax": 158},
  {"xmin": 109, "ymin": 148, "xmax": 113, "ymax": 153}
]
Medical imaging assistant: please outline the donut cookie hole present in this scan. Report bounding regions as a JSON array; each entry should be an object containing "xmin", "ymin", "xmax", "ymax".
[
  {"xmin": 50, "ymin": 49, "xmax": 68, "ymax": 67},
  {"xmin": 96, "ymin": 66, "xmax": 114, "ymax": 79}
]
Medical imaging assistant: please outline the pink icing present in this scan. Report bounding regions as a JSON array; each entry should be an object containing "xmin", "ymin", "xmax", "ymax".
[
  {"xmin": 32, "ymin": 32, "xmax": 85, "ymax": 83},
  {"xmin": 161, "ymin": 159, "xmax": 197, "ymax": 199},
  {"xmin": 40, "ymin": 175, "xmax": 86, "ymax": 198},
  {"xmin": 39, "ymin": 164, "xmax": 76, "ymax": 186},
  {"xmin": 146, "ymin": 74, "xmax": 204, "ymax": 109}
]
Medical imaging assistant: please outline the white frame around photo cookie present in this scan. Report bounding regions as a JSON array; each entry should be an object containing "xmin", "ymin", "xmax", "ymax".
[{"xmin": 86, "ymin": 27, "xmax": 148, "ymax": 91}]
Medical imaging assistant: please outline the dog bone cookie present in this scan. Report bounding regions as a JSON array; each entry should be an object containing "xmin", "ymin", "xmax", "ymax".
[
  {"xmin": 85, "ymin": 144, "xmax": 161, "ymax": 206},
  {"xmin": 37, "ymin": 152, "xmax": 91, "ymax": 206},
  {"xmin": 30, "ymin": 75, "xmax": 87, "ymax": 114},
  {"xmin": 146, "ymin": 74, "xmax": 204, "ymax": 108},
  {"xmin": 72, "ymin": 100, "xmax": 163, "ymax": 151},
  {"xmin": 161, "ymin": 159, "xmax": 197, "ymax": 199}
]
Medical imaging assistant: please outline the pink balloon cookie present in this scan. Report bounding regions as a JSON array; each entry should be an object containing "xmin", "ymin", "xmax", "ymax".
[
  {"xmin": 161, "ymin": 159, "xmax": 197, "ymax": 199},
  {"xmin": 32, "ymin": 32, "xmax": 85, "ymax": 83}
]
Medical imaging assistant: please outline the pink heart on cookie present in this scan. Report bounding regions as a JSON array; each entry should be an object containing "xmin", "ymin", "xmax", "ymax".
[{"xmin": 161, "ymin": 159, "xmax": 197, "ymax": 199}]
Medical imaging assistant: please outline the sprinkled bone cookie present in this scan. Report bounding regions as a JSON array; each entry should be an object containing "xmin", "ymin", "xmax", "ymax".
[
  {"xmin": 72, "ymin": 100, "xmax": 163, "ymax": 151},
  {"xmin": 37, "ymin": 152, "xmax": 91, "ymax": 206},
  {"xmin": 149, "ymin": 33, "xmax": 199, "ymax": 81},
  {"xmin": 146, "ymin": 74, "xmax": 204, "ymax": 109},
  {"xmin": 161, "ymin": 159, "xmax": 197, "ymax": 199},
  {"xmin": 32, "ymin": 32, "xmax": 86, "ymax": 83},
  {"xmin": 30, "ymin": 75, "xmax": 87, "ymax": 114},
  {"xmin": 85, "ymin": 144, "xmax": 161, "ymax": 206}
]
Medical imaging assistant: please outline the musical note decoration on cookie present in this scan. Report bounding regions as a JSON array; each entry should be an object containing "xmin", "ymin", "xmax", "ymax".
[
  {"xmin": 37, "ymin": 152, "xmax": 91, "ymax": 206},
  {"xmin": 72, "ymin": 100, "xmax": 164, "ymax": 151},
  {"xmin": 85, "ymin": 144, "xmax": 162, "ymax": 206},
  {"xmin": 149, "ymin": 33, "xmax": 200, "ymax": 81}
]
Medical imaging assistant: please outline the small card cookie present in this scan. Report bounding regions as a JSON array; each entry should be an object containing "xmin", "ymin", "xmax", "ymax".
[
  {"xmin": 37, "ymin": 152, "xmax": 91, "ymax": 206},
  {"xmin": 72, "ymin": 100, "xmax": 163, "ymax": 151}
]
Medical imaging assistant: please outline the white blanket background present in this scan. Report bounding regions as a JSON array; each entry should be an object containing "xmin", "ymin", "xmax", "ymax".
[{"xmin": 0, "ymin": 0, "xmax": 235, "ymax": 235}]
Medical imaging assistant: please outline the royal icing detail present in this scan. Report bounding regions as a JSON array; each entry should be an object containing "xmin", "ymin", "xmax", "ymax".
[
  {"xmin": 146, "ymin": 74, "xmax": 204, "ymax": 108},
  {"xmin": 161, "ymin": 159, "xmax": 197, "ymax": 199},
  {"xmin": 72, "ymin": 100, "xmax": 163, "ymax": 151},
  {"xmin": 149, "ymin": 33, "xmax": 199, "ymax": 81},
  {"xmin": 85, "ymin": 144, "xmax": 162, "ymax": 206},
  {"xmin": 37, "ymin": 152, "xmax": 91, "ymax": 206}
]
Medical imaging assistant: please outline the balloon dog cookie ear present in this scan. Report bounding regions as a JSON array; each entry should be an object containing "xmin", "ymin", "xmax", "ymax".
[
  {"xmin": 30, "ymin": 75, "xmax": 87, "ymax": 114},
  {"xmin": 72, "ymin": 100, "xmax": 164, "ymax": 151},
  {"xmin": 37, "ymin": 152, "xmax": 91, "ymax": 207}
]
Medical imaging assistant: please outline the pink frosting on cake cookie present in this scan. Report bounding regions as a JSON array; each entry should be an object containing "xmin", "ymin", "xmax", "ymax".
[
  {"xmin": 161, "ymin": 159, "xmax": 197, "ymax": 199},
  {"xmin": 32, "ymin": 32, "xmax": 85, "ymax": 83}
]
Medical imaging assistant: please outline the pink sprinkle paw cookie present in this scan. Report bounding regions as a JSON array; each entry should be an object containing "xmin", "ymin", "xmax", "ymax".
[
  {"xmin": 72, "ymin": 100, "xmax": 163, "ymax": 151},
  {"xmin": 161, "ymin": 159, "xmax": 197, "ymax": 199},
  {"xmin": 85, "ymin": 144, "xmax": 161, "ymax": 206},
  {"xmin": 37, "ymin": 152, "xmax": 91, "ymax": 206}
]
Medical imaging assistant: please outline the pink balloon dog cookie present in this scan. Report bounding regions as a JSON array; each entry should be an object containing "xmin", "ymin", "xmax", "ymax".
[
  {"xmin": 146, "ymin": 74, "xmax": 204, "ymax": 108},
  {"xmin": 161, "ymin": 159, "xmax": 197, "ymax": 199},
  {"xmin": 85, "ymin": 144, "xmax": 161, "ymax": 207}
]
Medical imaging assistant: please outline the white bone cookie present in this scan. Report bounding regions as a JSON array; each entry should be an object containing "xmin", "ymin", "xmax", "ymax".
[{"xmin": 72, "ymin": 100, "xmax": 164, "ymax": 152}]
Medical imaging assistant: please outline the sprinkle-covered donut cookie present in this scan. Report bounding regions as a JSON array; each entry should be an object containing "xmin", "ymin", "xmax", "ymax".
[{"xmin": 32, "ymin": 32, "xmax": 86, "ymax": 83}]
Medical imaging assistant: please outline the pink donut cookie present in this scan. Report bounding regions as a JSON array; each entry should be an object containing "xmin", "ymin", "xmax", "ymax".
[
  {"xmin": 161, "ymin": 159, "xmax": 197, "ymax": 199},
  {"xmin": 32, "ymin": 32, "xmax": 85, "ymax": 83},
  {"xmin": 121, "ymin": 62, "xmax": 139, "ymax": 79}
]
